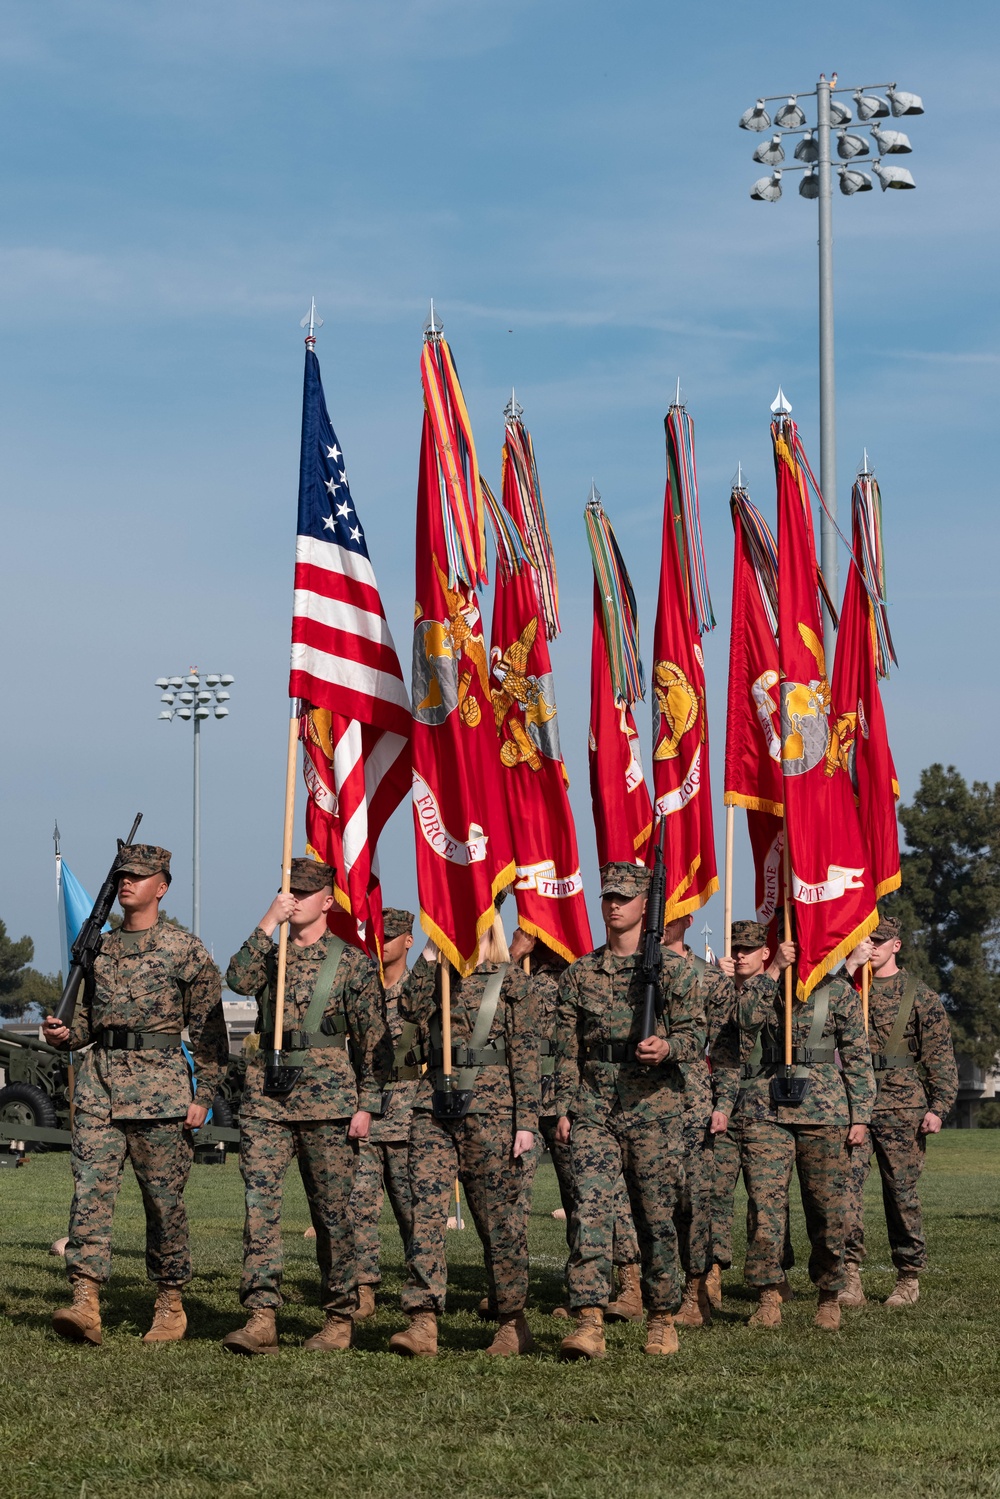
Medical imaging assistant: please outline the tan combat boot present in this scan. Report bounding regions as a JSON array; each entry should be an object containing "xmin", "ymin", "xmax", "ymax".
[
  {"xmin": 644, "ymin": 1312, "xmax": 679, "ymax": 1355},
  {"xmin": 605, "ymin": 1262, "xmax": 643, "ymax": 1322},
  {"xmin": 353, "ymin": 1285, "xmax": 377, "ymax": 1321},
  {"xmin": 559, "ymin": 1307, "xmax": 606, "ymax": 1361},
  {"xmin": 838, "ymin": 1264, "xmax": 866, "ymax": 1307},
  {"xmin": 814, "ymin": 1291, "xmax": 842, "ymax": 1330},
  {"xmin": 674, "ymin": 1274, "xmax": 712, "ymax": 1328},
  {"xmin": 705, "ymin": 1263, "xmax": 723, "ymax": 1311},
  {"xmin": 748, "ymin": 1286, "xmax": 783, "ymax": 1328},
  {"xmin": 52, "ymin": 1275, "xmax": 102, "ymax": 1346},
  {"xmin": 222, "ymin": 1308, "xmax": 279, "ymax": 1356},
  {"xmin": 303, "ymin": 1312, "xmax": 353, "ymax": 1351},
  {"xmin": 485, "ymin": 1311, "xmax": 535, "ymax": 1356},
  {"xmin": 389, "ymin": 1311, "xmax": 438, "ymax": 1357},
  {"xmin": 884, "ymin": 1271, "xmax": 920, "ymax": 1307},
  {"xmin": 143, "ymin": 1285, "xmax": 187, "ymax": 1343}
]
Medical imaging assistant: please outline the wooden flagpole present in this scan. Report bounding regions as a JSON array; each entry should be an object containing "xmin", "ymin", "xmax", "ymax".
[
  {"xmin": 270, "ymin": 704, "xmax": 300, "ymax": 1063},
  {"xmin": 862, "ymin": 960, "xmax": 871, "ymax": 1033},
  {"xmin": 782, "ymin": 823, "xmax": 793, "ymax": 1066},
  {"xmin": 723, "ymin": 805, "xmax": 735, "ymax": 959}
]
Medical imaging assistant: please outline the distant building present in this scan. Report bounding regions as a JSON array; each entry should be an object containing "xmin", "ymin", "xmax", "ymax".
[{"xmin": 949, "ymin": 1052, "xmax": 1000, "ymax": 1129}]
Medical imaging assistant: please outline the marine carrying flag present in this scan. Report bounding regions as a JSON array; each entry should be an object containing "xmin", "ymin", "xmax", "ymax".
[
  {"xmin": 483, "ymin": 411, "xmax": 592, "ymax": 962},
  {"xmin": 586, "ymin": 491, "xmax": 653, "ymax": 867},
  {"xmin": 411, "ymin": 324, "xmax": 515, "ymax": 975},
  {"xmin": 724, "ymin": 485, "xmax": 784, "ymax": 927},
  {"xmin": 288, "ymin": 346, "xmax": 410, "ymax": 959},
  {"xmin": 830, "ymin": 467, "xmax": 900, "ymax": 899},
  {"xmin": 650, "ymin": 403, "xmax": 718, "ymax": 919},
  {"xmin": 774, "ymin": 419, "xmax": 877, "ymax": 998}
]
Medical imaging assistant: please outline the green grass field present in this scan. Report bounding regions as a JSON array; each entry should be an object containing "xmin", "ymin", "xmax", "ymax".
[{"xmin": 2, "ymin": 1133, "xmax": 999, "ymax": 1499}]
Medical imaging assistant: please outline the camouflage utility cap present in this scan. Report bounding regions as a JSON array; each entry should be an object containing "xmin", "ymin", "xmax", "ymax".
[
  {"xmin": 382, "ymin": 907, "xmax": 415, "ymax": 942},
  {"xmin": 288, "ymin": 858, "xmax": 335, "ymax": 894},
  {"xmin": 871, "ymin": 915, "xmax": 901, "ymax": 943},
  {"xmin": 599, "ymin": 862, "xmax": 651, "ymax": 899},
  {"xmin": 731, "ymin": 919, "xmax": 769, "ymax": 950},
  {"xmin": 116, "ymin": 844, "xmax": 172, "ymax": 879}
]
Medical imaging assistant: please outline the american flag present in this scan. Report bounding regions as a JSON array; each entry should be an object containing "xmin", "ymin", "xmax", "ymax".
[{"xmin": 288, "ymin": 345, "xmax": 410, "ymax": 956}]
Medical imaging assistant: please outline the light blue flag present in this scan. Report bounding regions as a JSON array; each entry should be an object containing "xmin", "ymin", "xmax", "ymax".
[{"xmin": 58, "ymin": 860, "xmax": 110, "ymax": 973}]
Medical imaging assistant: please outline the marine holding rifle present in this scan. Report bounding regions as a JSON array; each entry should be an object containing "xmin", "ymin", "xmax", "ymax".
[
  {"xmin": 390, "ymin": 916, "xmax": 539, "ymax": 1359},
  {"xmin": 222, "ymin": 858, "xmax": 391, "ymax": 1356},
  {"xmin": 553, "ymin": 860, "xmax": 707, "ymax": 1361},
  {"xmin": 42, "ymin": 843, "xmax": 228, "ymax": 1347}
]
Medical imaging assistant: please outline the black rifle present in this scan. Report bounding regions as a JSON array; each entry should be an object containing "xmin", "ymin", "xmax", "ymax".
[
  {"xmin": 639, "ymin": 818, "xmax": 668, "ymax": 1041},
  {"xmin": 52, "ymin": 813, "xmax": 143, "ymax": 1024}
]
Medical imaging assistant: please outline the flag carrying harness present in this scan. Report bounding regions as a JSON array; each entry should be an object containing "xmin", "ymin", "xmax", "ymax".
[{"xmin": 259, "ymin": 937, "xmax": 347, "ymax": 1052}]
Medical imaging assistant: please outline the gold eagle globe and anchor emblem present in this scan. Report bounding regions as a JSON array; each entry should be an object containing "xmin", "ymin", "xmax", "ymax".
[
  {"xmin": 411, "ymin": 556, "xmax": 492, "ymax": 729},
  {"xmin": 490, "ymin": 615, "xmax": 561, "ymax": 771},
  {"xmin": 652, "ymin": 660, "xmax": 702, "ymax": 761},
  {"xmin": 780, "ymin": 622, "xmax": 858, "ymax": 778}
]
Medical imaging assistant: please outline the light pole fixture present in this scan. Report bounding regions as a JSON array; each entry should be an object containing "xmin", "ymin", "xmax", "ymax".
[
  {"xmin": 154, "ymin": 669, "xmax": 234, "ymax": 937},
  {"xmin": 739, "ymin": 71, "xmax": 923, "ymax": 660}
]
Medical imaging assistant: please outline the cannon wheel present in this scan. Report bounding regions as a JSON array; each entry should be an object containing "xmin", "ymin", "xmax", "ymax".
[{"xmin": 0, "ymin": 1082, "xmax": 59, "ymax": 1151}]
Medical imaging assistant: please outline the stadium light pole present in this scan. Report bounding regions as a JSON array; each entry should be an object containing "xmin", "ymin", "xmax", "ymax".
[
  {"xmin": 154, "ymin": 670, "xmax": 234, "ymax": 936},
  {"xmin": 741, "ymin": 72, "xmax": 923, "ymax": 660}
]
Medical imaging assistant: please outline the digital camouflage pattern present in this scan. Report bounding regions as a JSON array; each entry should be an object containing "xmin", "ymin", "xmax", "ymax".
[
  {"xmin": 843, "ymin": 967, "xmax": 958, "ymax": 1273},
  {"xmin": 67, "ymin": 916, "xmax": 227, "ymax": 1120},
  {"xmin": 60, "ymin": 917, "xmax": 226, "ymax": 1289},
  {"xmin": 666, "ymin": 948, "xmax": 739, "ymax": 1277},
  {"xmin": 864, "ymin": 971, "xmax": 958, "ymax": 1118},
  {"xmin": 742, "ymin": 1120, "xmax": 848, "ymax": 1290},
  {"xmin": 599, "ymin": 862, "xmax": 651, "ymax": 898},
  {"xmin": 367, "ymin": 976, "xmax": 421, "ymax": 1144},
  {"xmin": 737, "ymin": 975, "xmax": 875, "ymax": 1292},
  {"xmin": 287, "ymin": 857, "xmax": 335, "ymax": 893},
  {"xmin": 518, "ymin": 958, "xmax": 639, "ymax": 1269},
  {"xmin": 555, "ymin": 945, "xmax": 706, "ymax": 1312},
  {"xmin": 737, "ymin": 975, "xmax": 876, "ymax": 1127},
  {"xmin": 402, "ymin": 1108, "xmax": 529, "ymax": 1315},
  {"xmin": 400, "ymin": 955, "xmax": 539, "ymax": 1132},
  {"xmin": 115, "ymin": 844, "xmax": 172, "ymax": 878},
  {"xmin": 239, "ymin": 1117, "xmax": 358, "ymax": 1311},
  {"xmin": 226, "ymin": 925, "xmax": 390, "ymax": 1313},
  {"xmin": 226, "ymin": 926, "xmax": 391, "ymax": 1122},
  {"xmin": 400, "ymin": 959, "xmax": 539, "ymax": 1315},
  {"xmin": 65, "ymin": 1116, "xmax": 194, "ymax": 1285},
  {"xmin": 350, "ymin": 977, "xmax": 416, "ymax": 1286}
]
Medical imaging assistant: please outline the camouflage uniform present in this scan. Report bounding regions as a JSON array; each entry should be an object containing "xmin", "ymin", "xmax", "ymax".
[
  {"xmin": 738, "ymin": 974, "xmax": 875, "ymax": 1292},
  {"xmin": 844, "ymin": 967, "xmax": 958, "ymax": 1273},
  {"xmin": 226, "ymin": 892, "xmax": 391, "ymax": 1313},
  {"xmin": 517, "ymin": 956, "xmax": 639, "ymax": 1272},
  {"xmin": 708, "ymin": 921, "xmax": 792, "ymax": 1272},
  {"xmin": 669, "ymin": 947, "xmax": 738, "ymax": 1277},
  {"xmin": 61, "ymin": 851, "xmax": 227, "ymax": 1288},
  {"xmin": 349, "ymin": 972, "xmax": 420, "ymax": 1286},
  {"xmin": 398, "ymin": 954, "xmax": 539, "ymax": 1316},
  {"xmin": 554, "ymin": 929, "xmax": 706, "ymax": 1314}
]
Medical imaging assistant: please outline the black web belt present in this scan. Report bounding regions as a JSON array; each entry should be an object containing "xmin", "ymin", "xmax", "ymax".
[
  {"xmin": 871, "ymin": 1051, "xmax": 918, "ymax": 1072},
  {"xmin": 584, "ymin": 1041, "xmax": 641, "ymax": 1064},
  {"xmin": 95, "ymin": 1028, "xmax": 183, "ymax": 1052},
  {"xmin": 760, "ymin": 1044, "xmax": 837, "ymax": 1067},
  {"xmin": 259, "ymin": 1028, "xmax": 347, "ymax": 1052},
  {"xmin": 428, "ymin": 1041, "xmax": 507, "ymax": 1068}
]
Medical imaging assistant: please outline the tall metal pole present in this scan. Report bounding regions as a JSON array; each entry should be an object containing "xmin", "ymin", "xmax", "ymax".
[
  {"xmin": 192, "ymin": 713, "xmax": 201, "ymax": 937},
  {"xmin": 816, "ymin": 74, "xmax": 838, "ymax": 664}
]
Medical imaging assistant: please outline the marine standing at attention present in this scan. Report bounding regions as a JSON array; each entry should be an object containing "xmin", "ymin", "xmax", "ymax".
[
  {"xmin": 222, "ymin": 858, "xmax": 391, "ymax": 1355},
  {"xmin": 43, "ymin": 844, "xmax": 227, "ymax": 1347}
]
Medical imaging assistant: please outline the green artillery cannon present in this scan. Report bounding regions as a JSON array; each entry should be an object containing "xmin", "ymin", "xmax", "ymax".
[{"xmin": 0, "ymin": 1029, "xmax": 245, "ymax": 1162}]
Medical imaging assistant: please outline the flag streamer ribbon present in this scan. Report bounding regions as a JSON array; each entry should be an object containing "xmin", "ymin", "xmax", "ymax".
[
  {"xmin": 851, "ymin": 473, "xmax": 897, "ymax": 678},
  {"xmin": 666, "ymin": 406, "xmax": 715, "ymax": 635},
  {"xmin": 585, "ymin": 493, "xmax": 645, "ymax": 708},
  {"xmin": 730, "ymin": 485, "xmax": 778, "ymax": 638},
  {"xmin": 482, "ymin": 477, "xmax": 531, "ymax": 583},
  {"xmin": 420, "ymin": 336, "xmax": 486, "ymax": 590},
  {"xmin": 501, "ymin": 415, "xmax": 560, "ymax": 639}
]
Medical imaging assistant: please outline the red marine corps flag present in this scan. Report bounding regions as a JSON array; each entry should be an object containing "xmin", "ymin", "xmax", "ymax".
[
  {"xmin": 410, "ymin": 307, "xmax": 515, "ymax": 975},
  {"xmin": 724, "ymin": 480, "xmax": 784, "ymax": 929},
  {"xmin": 289, "ymin": 311, "xmax": 410, "ymax": 959},
  {"xmin": 830, "ymin": 458, "xmax": 901, "ymax": 898},
  {"xmin": 484, "ymin": 398, "xmax": 592, "ymax": 962},
  {"xmin": 650, "ymin": 394, "xmax": 718, "ymax": 918},
  {"xmin": 585, "ymin": 487, "xmax": 653, "ymax": 867},
  {"xmin": 774, "ymin": 407, "xmax": 878, "ymax": 998}
]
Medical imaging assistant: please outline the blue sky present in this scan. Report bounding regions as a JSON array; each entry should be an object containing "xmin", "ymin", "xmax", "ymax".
[{"xmin": 2, "ymin": 0, "xmax": 997, "ymax": 975}]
